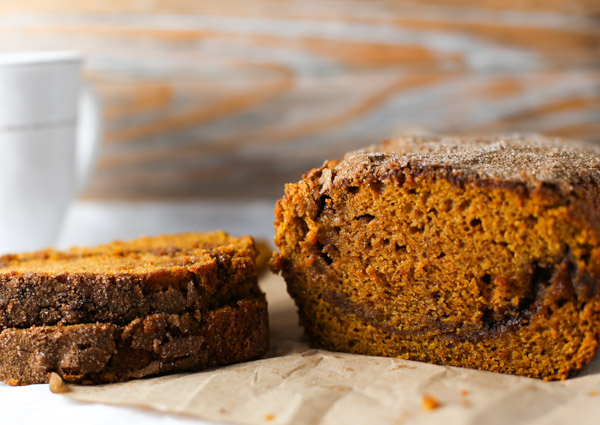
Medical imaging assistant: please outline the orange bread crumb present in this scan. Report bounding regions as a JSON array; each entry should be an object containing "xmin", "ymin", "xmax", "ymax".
[{"xmin": 273, "ymin": 135, "xmax": 600, "ymax": 380}]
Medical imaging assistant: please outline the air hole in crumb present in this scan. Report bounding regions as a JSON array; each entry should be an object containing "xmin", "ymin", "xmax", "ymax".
[
  {"xmin": 520, "ymin": 263, "xmax": 554, "ymax": 316},
  {"xmin": 355, "ymin": 214, "xmax": 375, "ymax": 223},
  {"xmin": 347, "ymin": 186, "xmax": 359, "ymax": 194},
  {"xmin": 526, "ymin": 214, "xmax": 538, "ymax": 225},
  {"xmin": 436, "ymin": 252, "xmax": 446, "ymax": 259},
  {"xmin": 442, "ymin": 199, "xmax": 453, "ymax": 212},
  {"xmin": 298, "ymin": 219, "xmax": 309, "ymax": 237},
  {"xmin": 429, "ymin": 208, "xmax": 438, "ymax": 216},
  {"xmin": 482, "ymin": 274, "xmax": 491, "ymax": 284},
  {"xmin": 316, "ymin": 242, "xmax": 333, "ymax": 265},
  {"xmin": 395, "ymin": 243, "xmax": 407, "ymax": 252},
  {"xmin": 395, "ymin": 173, "xmax": 406, "ymax": 186},
  {"xmin": 458, "ymin": 199, "xmax": 471, "ymax": 211},
  {"xmin": 482, "ymin": 308, "xmax": 495, "ymax": 324},
  {"xmin": 370, "ymin": 181, "xmax": 386, "ymax": 194},
  {"xmin": 470, "ymin": 218, "xmax": 482, "ymax": 227},
  {"xmin": 316, "ymin": 194, "xmax": 332, "ymax": 217},
  {"xmin": 408, "ymin": 225, "xmax": 422, "ymax": 234},
  {"xmin": 532, "ymin": 264, "xmax": 553, "ymax": 286},
  {"xmin": 326, "ymin": 244, "xmax": 340, "ymax": 261},
  {"xmin": 407, "ymin": 188, "xmax": 417, "ymax": 195}
]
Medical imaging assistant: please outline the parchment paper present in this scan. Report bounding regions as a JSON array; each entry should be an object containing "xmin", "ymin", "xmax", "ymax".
[{"xmin": 56, "ymin": 273, "xmax": 600, "ymax": 425}]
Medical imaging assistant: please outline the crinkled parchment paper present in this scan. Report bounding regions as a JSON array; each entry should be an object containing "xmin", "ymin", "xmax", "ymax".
[{"xmin": 56, "ymin": 273, "xmax": 600, "ymax": 425}]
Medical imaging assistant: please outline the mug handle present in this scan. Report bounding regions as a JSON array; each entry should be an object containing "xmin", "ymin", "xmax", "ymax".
[{"xmin": 75, "ymin": 82, "xmax": 102, "ymax": 193}]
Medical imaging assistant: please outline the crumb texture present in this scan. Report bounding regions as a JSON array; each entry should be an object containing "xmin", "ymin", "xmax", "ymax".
[
  {"xmin": 0, "ymin": 231, "xmax": 260, "ymax": 328},
  {"xmin": 0, "ymin": 299, "xmax": 269, "ymax": 385},
  {"xmin": 273, "ymin": 134, "xmax": 600, "ymax": 380},
  {"xmin": 0, "ymin": 231, "xmax": 269, "ymax": 385}
]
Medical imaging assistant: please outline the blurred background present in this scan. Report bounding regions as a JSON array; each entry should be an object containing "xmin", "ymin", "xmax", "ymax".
[
  {"xmin": 1, "ymin": 0, "xmax": 599, "ymax": 202},
  {"xmin": 0, "ymin": 3, "xmax": 598, "ymax": 420}
]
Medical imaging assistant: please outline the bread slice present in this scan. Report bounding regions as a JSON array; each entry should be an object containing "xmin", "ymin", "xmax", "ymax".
[
  {"xmin": 272, "ymin": 135, "xmax": 600, "ymax": 380},
  {"xmin": 0, "ymin": 232, "xmax": 269, "ymax": 385},
  {"xmin": 0, "ymin": 298, "xmax": 268, "ymax": 385},
  {"xmin": 0, "ymin": 232, "xmax": 258, "ymax": 328}
]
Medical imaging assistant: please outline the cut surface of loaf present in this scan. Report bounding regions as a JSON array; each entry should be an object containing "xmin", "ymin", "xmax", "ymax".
[
  {"xmin": 0, "ymin": 298, "xmax": 268, "ymax": 385},
  {"xmin": 272, "ymin": 135, "xmax": 600, "ymax": 380},
  {"xmin": 0, "ymin": 231, "xmax": 269, "ymax": 385},
  {"xmin": 0, "ymin": 231, "xmax": 258, "ymax": 328}
]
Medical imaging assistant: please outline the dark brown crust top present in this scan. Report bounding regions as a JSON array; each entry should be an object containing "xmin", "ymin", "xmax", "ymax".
[{"xmin": 320, "ymin": 135, "xmax": 600, "ymax": 195}]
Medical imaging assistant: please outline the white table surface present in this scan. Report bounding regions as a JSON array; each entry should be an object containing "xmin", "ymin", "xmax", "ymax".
[{"xmin": 0, "ymin": 199, "xmax": 277, "ymax": 425}]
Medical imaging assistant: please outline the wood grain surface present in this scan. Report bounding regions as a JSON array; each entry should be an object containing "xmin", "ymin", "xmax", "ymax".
[{"xmin": 1, "ymin": 1, "xmax": 598, "ymax": 199}]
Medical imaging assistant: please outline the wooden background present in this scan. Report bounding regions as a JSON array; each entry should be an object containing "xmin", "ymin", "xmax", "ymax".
[{"xmin": 0, "ymin": 0, "xmax": 598, "ymax": 200}]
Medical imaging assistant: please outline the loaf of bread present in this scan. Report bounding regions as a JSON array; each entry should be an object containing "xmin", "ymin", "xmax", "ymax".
[
  {"xmin": 0, "ymin": 232, "xmax": 269, "ymax": 385},
  {"xmin": 272, "ymin": 135, "xmax": 600, "ymax": 380}
]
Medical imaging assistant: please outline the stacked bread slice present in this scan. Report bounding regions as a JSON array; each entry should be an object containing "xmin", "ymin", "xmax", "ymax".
[{"xmin": 0, "ymin": 232, "xmax": 269, "ymax": 385}]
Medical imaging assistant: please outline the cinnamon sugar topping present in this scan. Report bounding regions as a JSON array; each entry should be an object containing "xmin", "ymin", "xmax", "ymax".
[{"xmin": 331, "ymin": 135, "xmax": 600, "ymax": 193}]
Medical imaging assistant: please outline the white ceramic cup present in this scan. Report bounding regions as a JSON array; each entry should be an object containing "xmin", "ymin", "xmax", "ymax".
[{"xmin": 0, "ymin": 51, "xmax": 101, "ymax": 254}]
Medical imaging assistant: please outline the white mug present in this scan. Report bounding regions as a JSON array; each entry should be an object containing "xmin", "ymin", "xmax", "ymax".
[{"xmin": 0, "ymin": 51, "xmax": 101, "ymax": 254}]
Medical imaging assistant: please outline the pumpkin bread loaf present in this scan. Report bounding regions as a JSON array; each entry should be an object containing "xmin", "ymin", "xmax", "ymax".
[
  {"xmin": 0, "ymin": 232, "xmax": 269, "ymax": 385},
  {"xmin": 272, "ymin": 135, "xmax": 600, "ymax": 380}
]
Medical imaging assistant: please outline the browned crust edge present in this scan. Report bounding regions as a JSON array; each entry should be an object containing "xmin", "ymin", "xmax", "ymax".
[
  {"xmin": 272, "ymin": 146, "xmax": 600, "ymax": 380},
  {"xmin": 0, "ymin": 241, "xmax": 258, "ymax": 330},
  {"xmin": 0, "ymin": 297, "xmax": 269, "ymax": 385}
]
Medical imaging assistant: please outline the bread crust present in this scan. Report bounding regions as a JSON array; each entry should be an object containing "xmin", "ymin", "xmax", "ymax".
[
  {"xmin": 273, "ymin": 135, "xmax": 600, "ymax": 380},
  {"xmin": 0, "ymin": 298, "xmax": 269, "ymax": 385},
  {"xmin": 0, "ymin": 232, "xmax": 257, "ymax": 329},
  {"xmin": 0, "ymin": 232, "xmax": 269, "ymax": 385}
]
